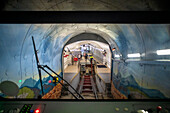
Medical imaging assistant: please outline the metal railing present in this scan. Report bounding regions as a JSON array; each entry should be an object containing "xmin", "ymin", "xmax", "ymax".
[
  {"xmin": 90, "ymin": 76, "xmax": 98, "ymax": 99},
  {"xmin": 32, "ymin": 36, "xmax": 84, "ymax": 99}
]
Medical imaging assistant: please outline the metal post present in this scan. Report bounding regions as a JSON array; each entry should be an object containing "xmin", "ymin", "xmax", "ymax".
[{"xmin": 32, "ymin": 36, "xmax": 44, "ymax": 95}]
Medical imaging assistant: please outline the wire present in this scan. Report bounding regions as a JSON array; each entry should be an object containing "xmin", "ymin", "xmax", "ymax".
[{"xmin": 19, "ymin": 24, "xmax": 33, "ymax": 97}]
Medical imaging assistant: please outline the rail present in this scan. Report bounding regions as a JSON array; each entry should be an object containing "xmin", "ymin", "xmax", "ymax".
[
  {"xmin": 32, "ymin": 36, "xmax": 84, "ymax": 99},
  {"xmin": 90, "ymin": 76, "xmax": 98, "ymax": 99}
]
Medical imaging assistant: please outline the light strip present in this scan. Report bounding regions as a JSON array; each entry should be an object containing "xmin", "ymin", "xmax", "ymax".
[
  {"xmin": 156, "ymin": 49, "xmax": 170, "ymax": 55},
  {"xmin": 127, "ymin": 53, "xmax": 140, "ymax": 57},
  {"xmin": 115, "ymin": 54, "xmax": 120, "ymax": 58}
]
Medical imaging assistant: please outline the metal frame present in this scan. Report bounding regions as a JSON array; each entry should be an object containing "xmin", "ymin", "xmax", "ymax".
[{"xmin": 32, "ymin": 36, "xmax": 84, "ymax": 99}]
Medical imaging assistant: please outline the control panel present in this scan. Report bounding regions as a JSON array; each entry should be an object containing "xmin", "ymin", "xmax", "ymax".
[
  {"xmin": 0, "ymin": 103, "xmax": 45, "ymax": 113},
  {"xmin": 0, "ymin": 100, "xmax": 169, "ymax": 113}
]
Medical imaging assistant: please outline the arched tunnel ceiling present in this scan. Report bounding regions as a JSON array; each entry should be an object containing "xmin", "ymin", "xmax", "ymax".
[
  {"xmin": 1, "ymin": 0, "xmax": 168, "ymax": 11},
  {"xmin": 0, "ymin": 24, "xmax": 170, "ymax": 98},
  {"xmin": 65, "ymin": 40, "xmax": 109, "ymax": 50},
  {"xmin": 0, "ymin": 24, "xmax": 169, "ymax": 63},
  {"xmin": 65, "ymin": 33, "xmax": 109, "ymax": 45}
]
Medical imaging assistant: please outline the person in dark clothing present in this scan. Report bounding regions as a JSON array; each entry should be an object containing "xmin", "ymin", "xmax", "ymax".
[{"xmin": 85, "ymin": 53, "xmax": 88, "ymax": 62}]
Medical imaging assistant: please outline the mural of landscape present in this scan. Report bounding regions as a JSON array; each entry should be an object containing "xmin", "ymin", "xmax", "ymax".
[
  {"xmin": 0, "ymin": 24, "xmax": 170, "ymax": 99},
  {"xmin": 112, "ymin": 62, "xmax": 169, "ymax": 99}
]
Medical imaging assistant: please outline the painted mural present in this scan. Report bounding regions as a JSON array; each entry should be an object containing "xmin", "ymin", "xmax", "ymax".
[
  {"xmin": 0, "ymin": 24, "xmax": 169, "ymax": 99},
  {"xmin": 112, "ymin": 62, "xmax": 169, "ymax": 99}
]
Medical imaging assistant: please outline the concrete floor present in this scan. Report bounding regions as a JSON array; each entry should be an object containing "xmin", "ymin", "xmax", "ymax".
[{"xmin": 64, "ymin": 63, "xmax": 78, "ymax": 82}]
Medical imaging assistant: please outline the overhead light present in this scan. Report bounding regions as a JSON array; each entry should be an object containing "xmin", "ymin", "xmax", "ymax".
[
  {"xmin": 115, "ymin": 54, "xmax": 120, "ymax": 58},
  {"xmin": 156, "ymin": 49, "xmax": 170, "ymax": 55},
  {"xmin": 127, "ymin": 53, "xmax": 140, "ymax": 58}
]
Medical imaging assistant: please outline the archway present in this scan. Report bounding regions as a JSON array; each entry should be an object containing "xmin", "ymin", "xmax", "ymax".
[{"xmin": 61, "ymin": 32, "xmax": 118, "ymax": 99}]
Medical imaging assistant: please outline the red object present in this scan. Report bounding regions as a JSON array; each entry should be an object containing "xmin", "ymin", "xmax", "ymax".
[
  {"xmin": 64, "ymin": 55, "xmax": 69, "ymax": 57},
  {"xmin": 35, "ymin": 109, "xmax": 40, "ymax": 113},
  {"xmin": 157, "ymin": 106, "xmax": 162, "ymax": 111},
  {"xmin": 48, "ymin": 80, "xmax": 52, "ymax": 83},
  {"xmin": 74, "ymin": 57, "xmax": 78, "ymax": 61},
  {"xmin": 112, "ymin": 48, "xmax": 116, "ymax": 51}
]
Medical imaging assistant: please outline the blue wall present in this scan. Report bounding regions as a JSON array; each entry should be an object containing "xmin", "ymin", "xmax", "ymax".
[{"xmin": 0, "ymin": 24, "xmax": 169, "ymax": 99}]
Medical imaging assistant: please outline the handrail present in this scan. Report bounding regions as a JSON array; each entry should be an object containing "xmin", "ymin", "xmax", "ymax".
[
  {"xmin": 90, "ymin": 76, "xmax": 98, "ymax": 99},
  {"xmin": 32, "ymin": 36, "xmax": 84, "ymax": 99},
  {"xmin": 94, "ymin": 65, "xmax": 106, "ymax": 84},
  {"xmin": 70, "ymin": 73, "xmax": 79, "ymax": 83},
  {"xmin": 70, "ymin": 64, "xmax": 80, "ymax": 83},
  {"xmin": 94, "ymin": 65, "xmax": 106, "ymax": 93},
  {"xmin": 42, "ymin": 65, "xmax": 84, "ymax": 99},
  {"xmin": 78, "ymin": 76, "xmax": 84, "ymax": 96},
  {"xmin": 39, "ymin": 66, "xmax": 79, "ymax": 99}
]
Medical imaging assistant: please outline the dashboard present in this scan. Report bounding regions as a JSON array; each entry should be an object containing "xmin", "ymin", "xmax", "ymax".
[{"xmin": 0, "ymin": 100, "xmax": 170, "ymax": 113}]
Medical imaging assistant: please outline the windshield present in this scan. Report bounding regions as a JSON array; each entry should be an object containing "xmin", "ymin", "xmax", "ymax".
[{"xmin": 0, "ymin": 24, "xmax": 169, "ymax": 99}]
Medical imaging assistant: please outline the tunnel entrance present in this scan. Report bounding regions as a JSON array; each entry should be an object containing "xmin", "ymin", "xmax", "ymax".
[{"xmin": 61, "ymin": 33, "xmax": 113, "ymax": 99}]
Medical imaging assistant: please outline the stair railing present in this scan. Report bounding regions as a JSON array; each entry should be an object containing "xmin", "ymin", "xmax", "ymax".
[{"xmin": 32, "ymin": 36, "xmax": 84, "ymax": 99}]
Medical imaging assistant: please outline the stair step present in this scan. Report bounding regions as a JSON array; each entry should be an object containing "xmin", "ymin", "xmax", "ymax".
[
  {"xmin": 84, "ymin": 75, "xmax": 90, "ymax": 77},
  {"xmin": 83, "ymin": 85, "xmax": 92, "ymax": 89},
  {"xmin": 84, "ymin": 77, "xmax": 90, "ymax": 79},
  {"xmin": 82, "ymin": 89, "xmax": 93, "ymax": 93},
  {"xmin": 84, "ymin": 80, "xmax": 91, "ymax": 83},
  {"xmin": 84, "ymin": 78, "xmax": 90, "ymax": 80},
  {"xmin": 84, "ymin": 80, "xmax": 91, "ymax": 82},
  {"xmin": 84, "ymin": 82, "xmax": 91, "ymax": 84},
  {"xmin": 83, "ymin": 85, "xmax": 92, "ymax": 87},
  {"xmin": 83, "ymin": 82, "xmax": 91, "ymax": 84},
  {"xmin": 81, "ymin": 93, "xmax": 95, "ymax": 96}
]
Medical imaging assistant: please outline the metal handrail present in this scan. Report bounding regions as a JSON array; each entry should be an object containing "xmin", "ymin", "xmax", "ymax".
[
  {"xmin": 78, "ymin": 76, "xmax": 84, "ymax": 94},
  {"xmin": 32, "ymin": 36, "xmax": 84, "ymax": 99},
  {"xmin": 42, "ymin": 65, "xmax": 84, "ymax": 99},
  {"xmin": 90, "ymin": 76, "xmax": 98, "ymax": 99},
  {"xmin": 39, "ymin": 66, "xmax": 79, "ymax": 99}
]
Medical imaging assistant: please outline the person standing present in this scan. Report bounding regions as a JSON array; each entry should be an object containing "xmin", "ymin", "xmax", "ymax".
[
  {"xmin": 78, "ymin": 54, "xmax": 81, "ymax": 60},
  {"xmin": 90, "ymin": 55, "xmax": 93, "ymax": 63},
  {"xmin": 85, "ymin": 53, "xmax": 88, "ymax": 62}
]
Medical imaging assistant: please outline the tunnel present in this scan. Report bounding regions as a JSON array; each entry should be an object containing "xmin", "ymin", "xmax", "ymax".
[{"xmin": 0, "ymin": 24, "xmax": 170, "ymax": 100}]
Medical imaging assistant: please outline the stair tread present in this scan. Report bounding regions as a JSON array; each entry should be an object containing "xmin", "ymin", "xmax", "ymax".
[
  {"xmin": 82, "ymin": 89, "xmax": 93, "ymax": 91},
  {"xmin": 83, "ymin": 82, "xmax": 91, "ymax": 85},
  {"xmin": 83, "ymin": 85, "xmax": 92, "ymax": 86},
  {"xmin": 84, "ymin": 82, "xmax": 91, "ymax": 83}
]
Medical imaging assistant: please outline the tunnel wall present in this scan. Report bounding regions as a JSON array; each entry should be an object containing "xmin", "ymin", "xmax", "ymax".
[
  {"xmin": 0, "ymin": 24, "xmax": 169, "ymax": 99},
  {"xmin": 111, "ymin": 24, "xmax": 170, "ymax": 99}
]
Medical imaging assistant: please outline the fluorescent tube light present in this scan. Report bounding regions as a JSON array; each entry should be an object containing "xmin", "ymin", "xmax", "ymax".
[
  {"xmin": 115, "ymin": 54, "xmax": 120, "ymax": 58},
  {"xmin": 128, "ymin": 53, "xmax": 140, "ymax": 57},
  {"xmin": 156, "ymin": 49, "xmax": 170, "ymax": 55}
]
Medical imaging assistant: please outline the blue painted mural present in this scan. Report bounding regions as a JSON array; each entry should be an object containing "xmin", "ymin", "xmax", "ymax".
[{"xmin": 0, "ymin": 24, "xmax": 169, "ymax": 99}]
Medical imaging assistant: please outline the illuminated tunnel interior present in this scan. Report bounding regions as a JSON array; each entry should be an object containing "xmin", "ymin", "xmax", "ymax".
[{"xmin": 0, "ymin": 24, "xmax": 170, "ymax": 99}]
